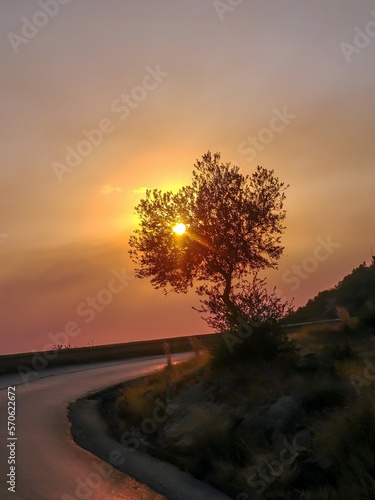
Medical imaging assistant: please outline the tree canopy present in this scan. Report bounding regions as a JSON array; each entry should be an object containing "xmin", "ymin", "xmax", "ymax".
[{"xmin": 129, "ymin": 151, "xmax": 291, "ymax": 331}]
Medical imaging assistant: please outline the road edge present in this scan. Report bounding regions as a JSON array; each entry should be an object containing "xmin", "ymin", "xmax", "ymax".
[{"xmin": 68, "ymin": 389, "xmax": 231, "ymax": 500}]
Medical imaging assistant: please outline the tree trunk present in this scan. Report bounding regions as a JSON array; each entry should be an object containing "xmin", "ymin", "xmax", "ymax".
[{"xmin": 222, "ymin": 275, "xmax": 241, "ymax": 326}]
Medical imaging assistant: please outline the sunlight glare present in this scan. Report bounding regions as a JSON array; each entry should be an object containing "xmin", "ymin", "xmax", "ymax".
[{"xmin": 173, "ymin": 223, "xmax": 187, "ymax": 235}]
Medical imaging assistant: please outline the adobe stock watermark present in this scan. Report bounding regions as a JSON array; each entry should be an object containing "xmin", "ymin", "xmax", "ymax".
[
  {"xmin": 223, "ymin": 315, "xmax": 259, "ymax": 353},
  {"xmin": 7, "ymin": 0, "xmax": 72, "ymax": 55},
  {"xmin": 236, "ymin": 436, "xmax": 305, "ymax": 498},
  {"xmin": 51, "ymin": 64, "xmax": 169, "ymax": 183},
  {"xmin": 340, "ymin": 10, "xmax": 375, "ymax": 63},
  {"xmin": 282, "ymin": 236, "xmax": 340, "ymax": 292},
  {"xmin": 17, "ymin": 268, "xmax": 134, "ymax": 385},
  {"xmin": 213, "ymin": 0, "xmax": 244, "ymax": 21},
  {"xmin": 238, "ymin": 107, "xmax": 296, "ymax": 162}
]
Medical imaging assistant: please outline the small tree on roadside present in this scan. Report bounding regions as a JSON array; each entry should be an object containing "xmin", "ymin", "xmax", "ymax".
[{"xmin": 129, "ymin": 151, "xmax": 291, "ymax": 334}]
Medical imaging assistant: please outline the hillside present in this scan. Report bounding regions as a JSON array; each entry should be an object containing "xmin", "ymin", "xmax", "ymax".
[{"xmin": 286, "ymin": 260, "xmax": 375, "ymax": 323}]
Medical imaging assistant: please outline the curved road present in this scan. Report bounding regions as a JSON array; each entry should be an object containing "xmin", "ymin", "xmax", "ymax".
[{"xmin": 0, "ymin": 355, "xmax": 186, "ymax": 500}]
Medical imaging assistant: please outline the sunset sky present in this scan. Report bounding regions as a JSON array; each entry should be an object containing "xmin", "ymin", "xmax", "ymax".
[{"xmin": 1, "ymin": 0, "xmax": 375, "ymax": 354}]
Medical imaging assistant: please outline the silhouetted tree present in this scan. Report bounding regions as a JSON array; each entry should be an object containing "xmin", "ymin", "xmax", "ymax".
[{"xmin": 129, "ymin": 152, "xmax": 291, "ymax": 331}]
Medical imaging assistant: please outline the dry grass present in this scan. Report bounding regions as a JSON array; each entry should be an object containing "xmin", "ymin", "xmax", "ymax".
[
  {"xmin": 308, "ymin": 396, "xmax": 375, "ymax": 498},
  {"xmin": 291, "ymin": 324, "xmax": 341, "ymax": 347},
  {"xmin": 334, "ymin": 358, "xmax": 365, "ymax": 378},
  {"xmin": 116, "ymin": 351, "xmax": 211, "ymax": 428},
  {"xmin": 170, "ymin": 404, "xmax": 231, "ymax": 451},
  {"xmin": 111, "ymin": 325, "xmax": 375, "ymax": 499},
  {"xmin": 336, "ymin": 306, "xmax": 358, "ymax": 330},
  {"xmin": 166, "ymin": 349, "xmax": 211, "ymax": 387}
]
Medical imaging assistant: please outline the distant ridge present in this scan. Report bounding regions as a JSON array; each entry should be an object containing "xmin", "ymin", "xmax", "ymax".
[{"xmin": 286, "ymin": 260, "xmax": 375, "ymax": 323}]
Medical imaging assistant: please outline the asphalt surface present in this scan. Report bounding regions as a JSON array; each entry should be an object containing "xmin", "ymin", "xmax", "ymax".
[{"xmin": 0, "ymin": 356, "xmax": 181, "ymax": 500}]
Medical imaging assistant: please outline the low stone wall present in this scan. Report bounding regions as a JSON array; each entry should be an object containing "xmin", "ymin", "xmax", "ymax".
[{"xmin": 0, "ymin": 333, "xmax": 218, "ymax": 375}]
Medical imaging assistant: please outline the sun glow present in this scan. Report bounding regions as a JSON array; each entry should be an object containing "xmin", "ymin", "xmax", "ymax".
[{"xmin": 172, "ymin": 223, "xmax": 187, "ymax": 235}]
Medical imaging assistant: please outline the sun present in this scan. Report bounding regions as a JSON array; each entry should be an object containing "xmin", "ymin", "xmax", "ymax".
[{"xmin": 172, "ymin": 223, "xmax": 187, "ymax": 235}]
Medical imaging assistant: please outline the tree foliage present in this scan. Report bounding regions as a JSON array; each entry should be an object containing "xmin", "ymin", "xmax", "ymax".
[
  {"xmin": 195, "ymin": 274, "xmax": 292, "ymax": 332},
  {"xmin": 129, "ymin": 151, "xmax": 291, "ymax": 330}
]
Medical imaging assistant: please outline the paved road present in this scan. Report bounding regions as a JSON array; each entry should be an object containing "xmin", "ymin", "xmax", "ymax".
[{"xmin": 0, "ymin": 356, "xmax": 186, "ymax": 500}]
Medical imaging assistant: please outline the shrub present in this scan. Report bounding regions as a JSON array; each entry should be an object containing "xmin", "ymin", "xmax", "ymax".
[
  {"xmin": 122, "ymin": 384, "xmax": 161, "ymax": 424},
  {"xmin": 358, "ymin": 301, "xmax": 375, "ymax": 328},
  {"xmin": 210, "ymin": 322, "xmax": 296, "ymax": 368},
  {"xmin": 167, "ymin": 405, "xmax": 235, "ymax": 478}
]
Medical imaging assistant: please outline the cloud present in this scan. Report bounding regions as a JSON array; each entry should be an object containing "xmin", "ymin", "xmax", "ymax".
[
  {"xmin": 131, "ymin": 187, "xmax": 148, "ymax": 195},
  {"xmin": 100, "ymin": 184, "xmax": 122, "ymax": 195}
]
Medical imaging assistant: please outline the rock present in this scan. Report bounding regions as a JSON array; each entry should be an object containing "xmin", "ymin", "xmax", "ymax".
[
  {"xmin": 161, "ymin": 382, "xmax": 227, "ymax": 450},
  {"xmin": 172, "ymin": 381, "xmax": 216, "ymax": 407},
  {"xmin": 160, "ymin": 382, "xmax": 216, "ymax": 446},
  {"xmin": 261, "ymin": 395, "xmax": 301, "ymax": 431},
  {"xmin": 162, "ymin": 407, "xmax": 197, "ymax": 447}
]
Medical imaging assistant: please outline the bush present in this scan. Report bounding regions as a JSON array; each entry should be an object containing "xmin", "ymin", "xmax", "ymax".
[
  {"xmin": 210, "ymin": 322, "xmax": 296, "ymax": 368},
  {"xmin": 358, "ymin": 301, "xmax": 375, "ymax": 328}
]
